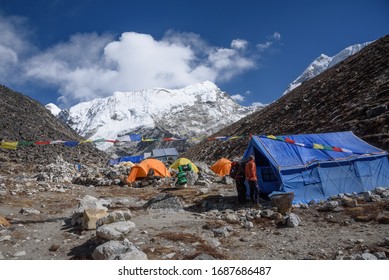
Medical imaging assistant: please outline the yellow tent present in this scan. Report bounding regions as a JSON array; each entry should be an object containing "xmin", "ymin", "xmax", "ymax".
[
  {"xmin": 127, "ymin": 158, "xmax": 171, "ymax": 183},
  {"xmin": 170, "ymin": 158, "xmax": 199, "ymax": 173},
  {"xmin": 120, "ymin": 161, "xmax": 134, "ymax": 167},
  {"xmin": 211, "ymin": 157, "xmax": 232, "ymax": 176}
]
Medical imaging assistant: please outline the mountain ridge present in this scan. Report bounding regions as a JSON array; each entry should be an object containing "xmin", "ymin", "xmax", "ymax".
[
  {"xmin": 282, "ymin": 41, "xmax": 371, "ymax": 95},
  {"xmin": 50, "ymin": 81, "xmax": 262, "ymax": 156}
]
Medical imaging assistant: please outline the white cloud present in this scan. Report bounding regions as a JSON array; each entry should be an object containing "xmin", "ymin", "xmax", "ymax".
[
  {"xmin": 231, "ymin": 94, "xmax": 245, "ymax": 103},
  {"xmin": 0, "ymin": 11, "xmax": 279, "ymax": 107},
  {"xmin": 252, "ymin": 101, "xmax": 266, "ymax": 107},
  {"xmin": 24, "ymin": 31, "xmax": 258, "ymax": 106},
  {"xmin": 272, "ymin": 32, "xmax": 281, "ymax": 40},
  {"xmin": 256, "ymin": 32, "xmax": 281, "ymax": 52},
  {"xmin": 207, "ymin": 47, "xmax": 255, "ymax": 81},
  {"xmin": 231, "ymin": 39, "xmax": 248, "ymax": 50},
  {"xmin": 25, "ymin": 32, "xmax": 115, "ymax": 101},
  {"xmin": 0, "ymin": 14, "xmax": 35, "ymax": 82}
]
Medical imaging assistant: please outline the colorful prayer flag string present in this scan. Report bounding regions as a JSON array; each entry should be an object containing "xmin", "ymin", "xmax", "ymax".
[
  {"xmin": 1, "ymin": 133, "xmax": 249, "ymax": 150},
  {"xmin": 259, "ymin": 135, "xmax": 354, "ymax": 154}
]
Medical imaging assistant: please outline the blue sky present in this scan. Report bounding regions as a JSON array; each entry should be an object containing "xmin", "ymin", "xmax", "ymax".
[{"xmin": 0, "ymin": 0, "xmax": 388, "ymax": 108}]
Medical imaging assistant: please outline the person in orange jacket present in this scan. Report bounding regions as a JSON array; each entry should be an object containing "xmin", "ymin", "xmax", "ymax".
[{"xmin": 245, "ymin": 155, "xmax": 259, "ymax": 205}]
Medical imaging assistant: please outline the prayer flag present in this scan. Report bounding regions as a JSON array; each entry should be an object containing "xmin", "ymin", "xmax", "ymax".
[
  {"xmin": 18, "ymin": 141, "xmax": 34, "ymax": 147},
  {"xmin": 49, "ymin": 140, "xmax": 65, "ymax": 144},
  {"xmin": 0, "ymin": 141, "xmax": 18, "ymax": 150},
  {"xmin": 116, "ymin": 134, "xmax": 142, "ymax": 142},
  {"xmin": 313, "ymin": 144, "xmax": 324, "ymax": 150},
  {"xmin": 35, "ymin": 141, "xmax": 50, "ymax": 145},
  {"xmin": 63, "ymin": 141, "xmax": 79, "ymax": 147}
]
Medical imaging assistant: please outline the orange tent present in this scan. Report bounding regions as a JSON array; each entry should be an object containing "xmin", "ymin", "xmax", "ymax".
[
  {"xmin": 210, "ymin": 157, "xmax": 232, "ymax": 176},
  {"xmin": 127, "ymin": 158, "xmax": 171, "ymax": 183}
]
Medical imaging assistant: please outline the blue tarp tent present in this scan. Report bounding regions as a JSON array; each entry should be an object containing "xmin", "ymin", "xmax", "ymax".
[
  {"xmin": 108, "ymin": 155, "xmax": 144, "ymax": 165},
  {"xmin": 242, "ymin": 131, "xmax": 389, "ymax": 203}
]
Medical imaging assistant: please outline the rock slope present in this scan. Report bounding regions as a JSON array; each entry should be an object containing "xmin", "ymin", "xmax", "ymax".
[{"xmin": 0, "ymin": 85, "xmax": 109, "ymax": 166}]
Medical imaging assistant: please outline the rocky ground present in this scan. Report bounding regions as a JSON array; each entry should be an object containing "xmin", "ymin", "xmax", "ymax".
[{"xmin": 1, "ymin": 159, "xmax": 389, "ymax": 260}]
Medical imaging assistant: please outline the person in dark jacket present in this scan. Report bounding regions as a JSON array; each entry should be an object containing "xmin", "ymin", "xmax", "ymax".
[
  {"xmin": 230, "ymin": 161, "xmax": 246, "ymax": 204},
  {"xmin": 245, "ymin": 155, "xmax": 259, "ymax": 205}
]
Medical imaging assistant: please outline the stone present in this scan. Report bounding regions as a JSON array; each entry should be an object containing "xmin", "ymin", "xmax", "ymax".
[
  {"xmin": 246, "ymin": 214, "xmax": 255, "ymax": 221},
  {"xmin": 373, "ymin": 252, "xmax": 386, "ymax": 259},
  {"xmin": 83, "ymin": 209, "xmax": 108, "ymax": 230},
  {"xmin": 71, "ymin": 195, "xmax": 110, "ymax": 226},
  {"xmin": 240, "ymin": 236, "xmax": 250, "ymax": 242},
  {"xmin": 194, "ymin": 253, "xmax": 216, "ymax": 260},
  {"xmin": 49, "ymin": 244, "xmax": 60, "ymax": 252},
  {"xmin": 0, "ymin": 236, "xmax": 11, "ymax": 242},
  {"xmin": 221, "ymin": 176, "xmax": 233, "ymax": 185},
  {"xmin": 245, "ymin": 221, "xmax": 254, "ymax": 229},
  {"xmin": 224, "ymin": 213, "xmax": 239, "ymax": 224},
  {"xmin": 370, "ymin": 194, "xmax": 382, "ymax": 202},
  {"xmin": 96, "ymin": 221, "xmax": 136, "ymax": 241},
  {"xmin": 287, "ymin": 213, "xmax": 301, "ymax": 228},
  {"xmin": 186, "ymin": 171, "xmax": 198, "ymax": 186},
  {"xmin": 361, "ymin": 253, "xmax": 378, "ymax": 260},
  {"xmin": 0, "ymin": 216, "xmax": 10, "ymax": 227},
  {"xmin": 92, "ymin": 239, "xmax": 147, "ymax": 260},
  {"xmin": 212, "ymin": 227, "xmax": 231, "ymax": 238},
  {"xmin": 363, "ymin": 191, "xmax": 372, "ymax": 202},
  {"xmin": 96, "ymin": 210, "xmax": 132, "ymax": 227},
  {"xmin": 195, "ymin": 180, "xmax": 210, "ymax": 187},
  {"xmin": 0, "ymin": 184, "xmax": 7, "ymax": 196},
  {"xmin": 254, "ymin": 214, "xmax": 262, "ymax": 221},
  {"xmin": 146, "ymin": 193, "xmax": 184, "ymax": 211},
  {"xmin": 261, "ymin": 209, "xmax": 274, "ymax": 218},
  {"xmin": 13, "ymin": 251, "xmax": 26, "ymax": 257},
  {"xmin": 20, "ymin": 208, "xmax": 40, "ymax": 215},
  {"xmin": 342, "ymin": 196, "xmax": 358, "ymax": 207},
  {"xmin": 163, "ymin": 252, "xmax": 176, "ymax": 259},
  {"xmin": 273, "ymin": 212, "xmax": 286, "ymax": 226},
  {"xmin": 319, "ymin": 201, "xmax": 339, "ymax": 211}
]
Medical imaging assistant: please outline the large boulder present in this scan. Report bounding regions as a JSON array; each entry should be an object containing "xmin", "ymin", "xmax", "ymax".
[
  {"xmin": 96, "ymin": 221, "xmax": 136, "ymax": 241},
  {"xmin": 92, "ymin": 239, "xmax": 147, "ymax": 260}
]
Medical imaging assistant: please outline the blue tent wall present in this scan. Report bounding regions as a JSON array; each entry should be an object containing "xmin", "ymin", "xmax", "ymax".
[
  {"xmin": 108, "ymin": 155, "xmax": 144, "ymax": 165},
  {"xmin": 243, "ymin": 132, "xmax": 389, "ymax": 203}
]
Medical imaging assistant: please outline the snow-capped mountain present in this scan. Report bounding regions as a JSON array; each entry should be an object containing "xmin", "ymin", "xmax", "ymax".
[
  {"xmin": 45, "ymin": 103, "xmax": 62, "ymax": 116},
  {"xmin": 282, "ymin": 41, "xmax": 372, "ymax": 95},
  {"xmin": 48, "ymin": 81, "xmax": 261, "ymax": 154}
]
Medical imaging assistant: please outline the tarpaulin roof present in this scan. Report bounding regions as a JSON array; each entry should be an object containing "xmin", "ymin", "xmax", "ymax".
[
  {"xmin": 152, "ymin": 148, "xmax": 179, "ymax": 158},
  {"xmin": 243, "ymin": 131, "xmax": 386, "ymax": 170},
  {"xmin": 108, "ymin": 155, "xmax": 144, "ymax": 165}
]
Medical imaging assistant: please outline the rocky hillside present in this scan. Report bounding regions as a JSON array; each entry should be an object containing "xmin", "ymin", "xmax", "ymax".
[
  {"xmin": 183, "ymin": 35, "xmax": 389, "ymax": 163},
  {"xmin": 0, "ymin": 85, "xmax": 110, "ymax": 166}
]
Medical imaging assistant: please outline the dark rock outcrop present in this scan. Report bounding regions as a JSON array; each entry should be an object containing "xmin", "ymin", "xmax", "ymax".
[{"xmin": 0, "ymin": 85, "xmax": 110, "ymax": 166}]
